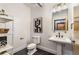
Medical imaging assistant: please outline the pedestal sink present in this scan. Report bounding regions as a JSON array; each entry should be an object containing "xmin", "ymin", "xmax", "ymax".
[
  {"xmin": 49, "ymin": 36, "xmax": 72, "ymax": 55},
  {"xmin": 49, "ymin": 36, "xmax": 72, "ymax": 44}
]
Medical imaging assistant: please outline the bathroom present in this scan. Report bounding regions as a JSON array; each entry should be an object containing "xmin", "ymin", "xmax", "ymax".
[{"xmin": 0, "ymin": 3, "xmax": 79, "ymax": 55}]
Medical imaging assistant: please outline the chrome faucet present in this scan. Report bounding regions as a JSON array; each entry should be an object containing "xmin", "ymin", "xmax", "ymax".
[
  {"xmin": 56, "ymin": 32, "xmax": 63, "ymax": 38},
  {"xmin": 58, "ymin": 32, "xmax": 60, "ymax": 38}
]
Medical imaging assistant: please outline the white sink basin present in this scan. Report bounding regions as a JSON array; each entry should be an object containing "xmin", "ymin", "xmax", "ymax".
[{"xmin": 49, "ymin": 36, "xmax": 72, "ymax": 44}]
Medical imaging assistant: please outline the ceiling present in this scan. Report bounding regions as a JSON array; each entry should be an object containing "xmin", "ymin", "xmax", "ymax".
[
  {"xmin": 24, "ymin": 3, "xmax": 57, "ymax": 8},
  {"xmin": 24, "ymin": 3, "xmax": 44, "ymax": 8}
]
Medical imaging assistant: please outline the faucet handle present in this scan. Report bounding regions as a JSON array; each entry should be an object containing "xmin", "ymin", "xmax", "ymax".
[{"xmin": 61, "ymin": 35, "xmax": 63, "ymax": 38}]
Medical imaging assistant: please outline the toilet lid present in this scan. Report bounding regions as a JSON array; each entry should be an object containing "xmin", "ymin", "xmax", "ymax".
[{"xmin": 27, "ymin": 43, "xmax": 36, "ymax": 48}]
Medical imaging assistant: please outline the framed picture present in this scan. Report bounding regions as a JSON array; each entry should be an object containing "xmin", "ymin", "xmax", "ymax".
[
  {"xmin": 34, "ymin": 17, "xmax": 42, "ymax": 33},
  {"xmin": 54, "ymin": 18, "xmax": 68, "ymax": 31}
]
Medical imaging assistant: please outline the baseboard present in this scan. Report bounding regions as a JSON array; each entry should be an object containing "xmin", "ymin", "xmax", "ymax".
[
  {"xmin": 13, "ymin": 45, "xmax": 27, "ymax": 54},
  {"xmin": 37, "ymin": 45, "xmax": 57, "ymax": 54}
]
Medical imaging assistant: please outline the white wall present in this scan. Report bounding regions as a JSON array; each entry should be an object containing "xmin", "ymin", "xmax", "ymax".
[
  {"xmin": 0, "ymin": 3, "xmax": 31, "ymax": 53},
  {"xmin": 31, "ymin": 3, "xmax": 73, "ymax": 54},
  {"xmin": 31, "ymin": 4, "xmax": 57, "ymax": 54}
]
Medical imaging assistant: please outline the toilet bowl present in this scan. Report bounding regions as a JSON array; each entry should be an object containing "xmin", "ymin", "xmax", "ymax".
[
  {"xmin": 27, "ymin": 36, "xmax": 40, "ymax": 55},
  {"xmin": 27, "ymin": 43, "xmax": 36, "ymax": 49},
  {"xmin": 27, "ymin": 43, "xmax": 37, "ymax": 55}
]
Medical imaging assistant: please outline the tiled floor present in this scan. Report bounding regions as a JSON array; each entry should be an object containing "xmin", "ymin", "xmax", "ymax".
[{"xmin": 14, "ymin": 48, "xmax": 54, "ymax": 55}]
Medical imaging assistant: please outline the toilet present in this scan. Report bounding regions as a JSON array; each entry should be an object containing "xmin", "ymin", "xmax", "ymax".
[{"xmin": 27, "ymin": 36, "xmax": 40, "ymax": 55}]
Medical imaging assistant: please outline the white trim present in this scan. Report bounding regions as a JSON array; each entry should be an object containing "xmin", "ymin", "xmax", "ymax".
[
  {"xmin": 0, "ymin": 44, "xmax": 13, "ymax": 53},
  {"xmin": 37, "ymin": 45, "xmax": 57, "ymax": 54}
]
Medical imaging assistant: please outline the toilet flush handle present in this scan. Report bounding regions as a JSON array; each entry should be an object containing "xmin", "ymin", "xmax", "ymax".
[{"xmin": 20, "ymin": 37, "xmax": 24, "ymax": 40}]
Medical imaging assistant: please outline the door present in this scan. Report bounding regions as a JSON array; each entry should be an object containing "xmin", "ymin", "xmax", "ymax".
[{"xmin": 74, "ymin": 5, "xmax": 79, "ymax": 54}]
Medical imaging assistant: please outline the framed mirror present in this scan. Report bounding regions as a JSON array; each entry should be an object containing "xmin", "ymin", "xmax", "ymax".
[{"xmin": 52, "ymin": 3, "xmax": 68, "ymax": 32}]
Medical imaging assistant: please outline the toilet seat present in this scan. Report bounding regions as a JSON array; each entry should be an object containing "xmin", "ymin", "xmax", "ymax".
[{"xmin": 27, "ymin": 43, "xmax": 36, "ymax": 49}]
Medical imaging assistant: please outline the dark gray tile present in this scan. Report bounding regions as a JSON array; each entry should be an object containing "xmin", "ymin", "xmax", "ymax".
[
  {"xmin": 33, "ymin": 48, "xmax": 54, "ymax": 55},
  {"xmin": 14, "ymin": 48, "xmax": 28, "ymax": 55},
  {"xmin": 14, "ymin": 48, "xmax": 54, "ymax": 55}
]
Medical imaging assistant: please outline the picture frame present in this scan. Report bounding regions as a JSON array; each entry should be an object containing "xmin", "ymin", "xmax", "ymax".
[{"xmin": 34, "ymin": 17, "xmax": 42, "ymax": 33}]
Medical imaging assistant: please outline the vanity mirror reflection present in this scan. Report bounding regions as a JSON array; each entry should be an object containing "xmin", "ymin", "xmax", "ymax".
[
  {"xmin": 52, "ymin": 3, "xmax": 68, "ymax": 32},
  {"xmin": 54, "ymin": 18, "xmax": 68, "ymax": 31}
]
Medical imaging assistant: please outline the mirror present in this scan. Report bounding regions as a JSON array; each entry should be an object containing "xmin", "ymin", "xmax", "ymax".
[
  {"xmin": 54, "ymin": 18, "xmax": 67, "ymax": 31},
  {"xmin": 52, "ymin": 4, "xmax": 68, "ymax": 32}
]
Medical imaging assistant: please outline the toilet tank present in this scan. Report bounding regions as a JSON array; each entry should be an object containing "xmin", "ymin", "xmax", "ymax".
[{"xmin": 32, "ymin": 36, "xmax": 40, "ymax": 44}]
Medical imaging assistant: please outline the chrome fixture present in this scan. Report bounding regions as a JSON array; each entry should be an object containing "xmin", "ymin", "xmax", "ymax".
[{"xmin": 56, "ymin": 32, "xmax": 63, "ymax": 38}]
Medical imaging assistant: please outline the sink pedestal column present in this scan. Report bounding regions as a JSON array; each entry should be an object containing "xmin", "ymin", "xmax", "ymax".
[{"xmin": 56, "ymin": 43, "xmax": 63, "ymax": 55}]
